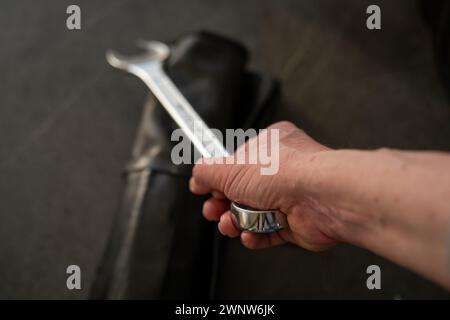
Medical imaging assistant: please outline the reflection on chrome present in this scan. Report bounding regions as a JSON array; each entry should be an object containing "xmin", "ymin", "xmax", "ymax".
[{"xmin": 231, "ymin": 202, "xmax": 287, "ymax": 233}]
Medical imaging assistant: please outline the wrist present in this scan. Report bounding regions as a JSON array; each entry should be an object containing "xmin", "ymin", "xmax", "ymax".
[{"xmin": 293, "ymin": 149, "xmax": 381, "ymax": 246}]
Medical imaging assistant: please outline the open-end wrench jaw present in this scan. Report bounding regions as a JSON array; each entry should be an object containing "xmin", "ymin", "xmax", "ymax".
[
  {"xmin": 106, "ymin": 40, "xmax": 287, "ymax": 234},
  {"xmin": 106, "ymin": 41, "xmax": 170, "ymax": 72}
]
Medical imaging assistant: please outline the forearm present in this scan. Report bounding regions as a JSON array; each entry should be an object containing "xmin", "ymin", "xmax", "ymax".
[{"xmin": 300, "ymin": 149, "xmax": 450, "ymax": 288}]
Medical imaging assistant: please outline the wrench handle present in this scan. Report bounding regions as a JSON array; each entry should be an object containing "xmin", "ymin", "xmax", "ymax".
[
  {"xmin": 143, "ymin": 66, "xmax": 286, "ymax": 233},
  {"xmin": 107, "ymin": 46, "xmax": 286, "ymax": 233}
]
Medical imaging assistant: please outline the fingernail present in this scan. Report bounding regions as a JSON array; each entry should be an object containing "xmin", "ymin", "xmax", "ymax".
[{"xmin": 218, "ymin": 220, "xmax": 225, "ymax": 235}]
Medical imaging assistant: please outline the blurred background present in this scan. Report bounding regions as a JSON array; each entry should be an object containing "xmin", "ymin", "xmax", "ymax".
[{"xmin": 0, "ymin": 0, "xmax": 449, "ymax": 299}]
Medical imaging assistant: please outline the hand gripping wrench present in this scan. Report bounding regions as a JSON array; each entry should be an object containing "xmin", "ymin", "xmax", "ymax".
[{"xmin": 106, "ymin": 41, "xmax": 287, "ymax": 233}]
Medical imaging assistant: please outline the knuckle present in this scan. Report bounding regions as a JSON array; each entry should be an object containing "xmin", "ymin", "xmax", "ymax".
[{"xmin": 267, "ymin": 121, "xmax": 296, "ymax": 131}]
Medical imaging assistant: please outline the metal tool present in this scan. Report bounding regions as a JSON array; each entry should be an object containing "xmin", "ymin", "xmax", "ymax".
[{"xmin": 106, "ymin": 40, "xmax": 286, "ymax": 233}]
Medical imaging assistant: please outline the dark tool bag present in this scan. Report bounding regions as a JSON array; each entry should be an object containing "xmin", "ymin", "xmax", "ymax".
[
  {"xmin": 90, "ymin": 31, "xmax": 279, "ymax": 299},
  {"xmin": 422, "ymin": 0, "xmax": 450, "ymax": 93}
]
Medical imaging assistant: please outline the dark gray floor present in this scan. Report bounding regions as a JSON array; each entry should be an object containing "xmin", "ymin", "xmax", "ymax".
[{"xmin": 0, "ymin": 0, "xmax": 449, "ymax": 299}]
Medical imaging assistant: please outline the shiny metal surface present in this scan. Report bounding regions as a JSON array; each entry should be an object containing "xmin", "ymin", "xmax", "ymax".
[
  {"xmin": 106, "ymin": 42, "xmax": 227, "ymax": 158},
  {"xmin": 106, "ymin": 41, "xmax": 286, "ymax": 233},
  {"xmin": 231, "ymin": 202, "xmax": 287, "ymax": 233}
]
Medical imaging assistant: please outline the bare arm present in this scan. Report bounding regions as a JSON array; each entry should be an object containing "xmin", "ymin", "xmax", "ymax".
[{"xmin": 190, "ymin": 122, "xmax": 450, "ymax": 289}]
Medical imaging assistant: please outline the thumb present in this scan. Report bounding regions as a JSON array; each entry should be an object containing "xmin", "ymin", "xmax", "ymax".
[
  {"xmin": 192, "ymin": 157, "xmax": 281, "ymax": 210},
  {"xmin": 192, "ymin": 157, "xmax": 241, "ymax": 196}
]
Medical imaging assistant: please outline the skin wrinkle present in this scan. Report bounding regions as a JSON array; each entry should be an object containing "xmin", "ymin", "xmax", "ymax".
[
  {"xmin": 191, "ymin": 121, "xmax": 450, "ymax": 288},
  {"xmin": 369, "ymin": 152, "xmax": 450, "ymax": 237},
  {"xmin": 288, "ymin": 152, "xmax": 353, "ymax": 231},
  {"xmin": 291, "ymin": 201, "xmax": 337, "ymax": 247},
  {"xmin": 241, "ymin": 167, "xmax": 260, "ymax": 206},
  {"xmin": 312, "ymin": 150, "xmax": 390, "ymax": 234},
  {"xmin": 225, "ymin": 164, "xmax": 249, "ymax": 205}
]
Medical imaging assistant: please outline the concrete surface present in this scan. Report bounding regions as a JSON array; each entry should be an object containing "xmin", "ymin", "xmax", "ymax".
[{"xmin": 0, "ymin": 0, "xmax": 449, "ymax": 298}]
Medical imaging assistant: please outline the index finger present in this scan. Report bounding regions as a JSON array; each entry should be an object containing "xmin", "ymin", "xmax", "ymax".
[{"xmin": 189, "ymin": 177, "xmax": 211, "ymax": 195}]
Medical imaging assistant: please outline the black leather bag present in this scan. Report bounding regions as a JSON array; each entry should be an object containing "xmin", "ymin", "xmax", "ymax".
[
  {"xmin": 90, "ymin": 31, "xmax": 279, "ymax": 299},
  {"xmin": 422, "ymin": 0, "xmax": 450, "ymax": 93}
]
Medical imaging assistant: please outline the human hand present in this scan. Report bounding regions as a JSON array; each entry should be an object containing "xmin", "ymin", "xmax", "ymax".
[
  {"xmin": 191, "ymin": 121, "xmax": 450, "ymax": 288},
  {"xmin": 189, "ymin": 121, "xmax": 341, "ymax": 251}
]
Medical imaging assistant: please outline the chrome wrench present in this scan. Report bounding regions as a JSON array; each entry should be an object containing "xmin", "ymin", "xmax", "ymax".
[{"xmin": 106, "ymin": 41, "xmax": 286, "ymax": 233}]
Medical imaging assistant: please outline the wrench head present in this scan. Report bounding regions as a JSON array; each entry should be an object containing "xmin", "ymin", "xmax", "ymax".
[{"xmin": 106, "ymin": 40, "xmax": 170, "ymax": 72}]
